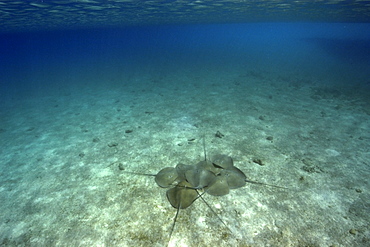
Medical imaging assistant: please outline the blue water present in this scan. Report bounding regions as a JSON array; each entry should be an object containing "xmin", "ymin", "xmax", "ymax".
[
  {"xmin": 1, "ymin": 23, "xmax": 369, "ymax": 101},
  {"xmin": 1, "ymin": 2, "xmax": 370, "ymax": 246}
]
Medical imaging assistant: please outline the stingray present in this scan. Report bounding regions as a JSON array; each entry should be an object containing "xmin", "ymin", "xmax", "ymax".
[
  {"xmin": 206, "ymin": 174, "xmax": 230, "ymax": 196},
  {"xmin": 202, "ymin": 163, "xmax": 247, "ymax": 196},
  {"xmin": 166, "ymin": 180, "xmax": 198, "ymax": 209},
  {"xmin": 166, "ymin": 180, "xmax": 231, "ymax": 245},
  {"xmin": 175, "ymin": 163, "xmax": 193, "ymax": 181},
  {"xmin": 155, "ymin": 167, "xmax": 179, "ymax": 188},
  {"xmin": 211, "ymin": 154, "xmax": 234, "ymax": 169},
  {"xmin": 124, "ymin": 166, "xmax": 181, "ymax": 189},
  {"xmin": 185, "ymin": 166, "xmax": 216, "ymax": 189},
  {"xmin": 163, "ymin": 137, "xmax": 233, "ymax": 244},
  {"xmin": 119, "ymin": 135, "xmax": 287, "ymax": 246},
  {"xmin": 220, "ymin": 166, "xmax": 247, "ymax": 189},
  {"xmin": 165, "ymin": 180, "xmax": 202, "ymax": 245}
]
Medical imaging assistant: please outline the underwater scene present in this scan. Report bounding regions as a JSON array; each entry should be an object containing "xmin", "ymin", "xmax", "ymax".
[{"xmin": 0, "ymin": 1, "xmax": 370, "ymax": 246}]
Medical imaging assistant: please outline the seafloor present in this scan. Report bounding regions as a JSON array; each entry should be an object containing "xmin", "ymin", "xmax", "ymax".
[{"xmin": 0, "ymin": 63, "xmax": 369, "ymax": 246}]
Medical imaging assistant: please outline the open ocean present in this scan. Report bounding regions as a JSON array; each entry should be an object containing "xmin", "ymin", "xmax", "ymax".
[{"xmin": 0, "ymin": 1, "xmax": 369, "ymax": 246}]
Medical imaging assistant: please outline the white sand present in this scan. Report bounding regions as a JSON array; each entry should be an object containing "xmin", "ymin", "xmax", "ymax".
[{"xmin": 0, "ymin": 65, "xmax": 369, "ymax": 246}]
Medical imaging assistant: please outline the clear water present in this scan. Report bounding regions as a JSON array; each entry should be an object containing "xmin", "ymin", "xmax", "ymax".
[{"xmin": 0, "ymin": 1, "xmax": 369, "ymax": 247}]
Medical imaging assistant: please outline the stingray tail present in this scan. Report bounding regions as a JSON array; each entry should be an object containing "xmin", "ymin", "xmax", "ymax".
[
  {"xmin": 196, "ymin": 190, "xmax": 231, "ymax": 232},
  {"xmin": 167, "ymin": 205, "xmax": 180, "ymax": 247},
  {"xmin": 202, "ymin": 134, "xmax": 207, "ymax": 161}
]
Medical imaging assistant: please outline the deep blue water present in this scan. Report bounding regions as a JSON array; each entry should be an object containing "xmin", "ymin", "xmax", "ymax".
[
  {"xmin": 0, "ymin": 1, "xmax": 370, "ymax": 101},
  {"xmin": 1, "ymin": 23, "xmax": 370, "ymax": 100}
]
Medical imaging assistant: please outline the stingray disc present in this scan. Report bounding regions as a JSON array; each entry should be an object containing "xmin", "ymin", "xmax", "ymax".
[
  {"xmin": 212, "ymin": 154, "xmax": 234, "ymax": 169},
  {"xmin": 155, "ymin": 167, "xmax": 178, "ymax": 188},
  {"xmin": 185, "ymin": 167, "xmax": 216, "ymax": 189},
  {"xmin": 196, "ymin": 160, "xmax": 220, "ymax": 174},
  {"xmin": 206, "ymin": 176, "xmax": 230, "ymax": 196},
  {"xmin": 221, "ymin": 167, "xmax": 246, "ymax": 189},
  {"xmin": 175, "ymin": 163, "xmax": 193, "ymax": 181},
  {"xmin": 166, "ymin": 181, "xmax": 198, "ymax": 209}
]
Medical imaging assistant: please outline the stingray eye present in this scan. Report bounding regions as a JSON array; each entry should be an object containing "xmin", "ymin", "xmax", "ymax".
[{"xmin": 212, "ymin": 163, "xmax": 223, "ymax": 169}]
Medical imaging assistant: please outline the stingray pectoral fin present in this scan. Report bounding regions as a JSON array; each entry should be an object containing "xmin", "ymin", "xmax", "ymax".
[
  {"xmin": 206, "ymin": 176, "xmax": 230, "ymax": 196},
  {"xmin": 196, "ymin": 160, "xmax": 220, "ymax": 174},
  {"xmin": 211, "ymin": 154, "xmax": 234, "ymax": 169},
  {"xmin": 175, "ymin": 163, "xmax": 193, "ymax": 181},
  {"xmin": 222, "ymin": 167, "xmax": 247, "ymax": 189},
  {"xmin": 198, "ymin": 169, "xmax": 216, "ymax": 189},
  {"xmin": 166, "ymin": 181, "xmax": 198, "ymax": 209},
  {"xmin": 185, "ymin": 168, "xmax": 200, "ymax": 188},
  {"xmin": 155, "ymin": 167, "xmax": 178, "ymax": 188}
]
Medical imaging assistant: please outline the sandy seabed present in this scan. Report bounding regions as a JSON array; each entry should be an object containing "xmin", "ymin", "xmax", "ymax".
[{"xmin": 0, "ymin": 66, "xmax": 369, "ymax": 247}]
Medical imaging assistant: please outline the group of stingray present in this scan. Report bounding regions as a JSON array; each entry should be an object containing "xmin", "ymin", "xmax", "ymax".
[
  {"xmin": 124, "ymin": 140, "xmax": 286, "ymax": 245},
  {"xmin": 156, "ymin": 154, "xmax": 251, "ymax": 208}
]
